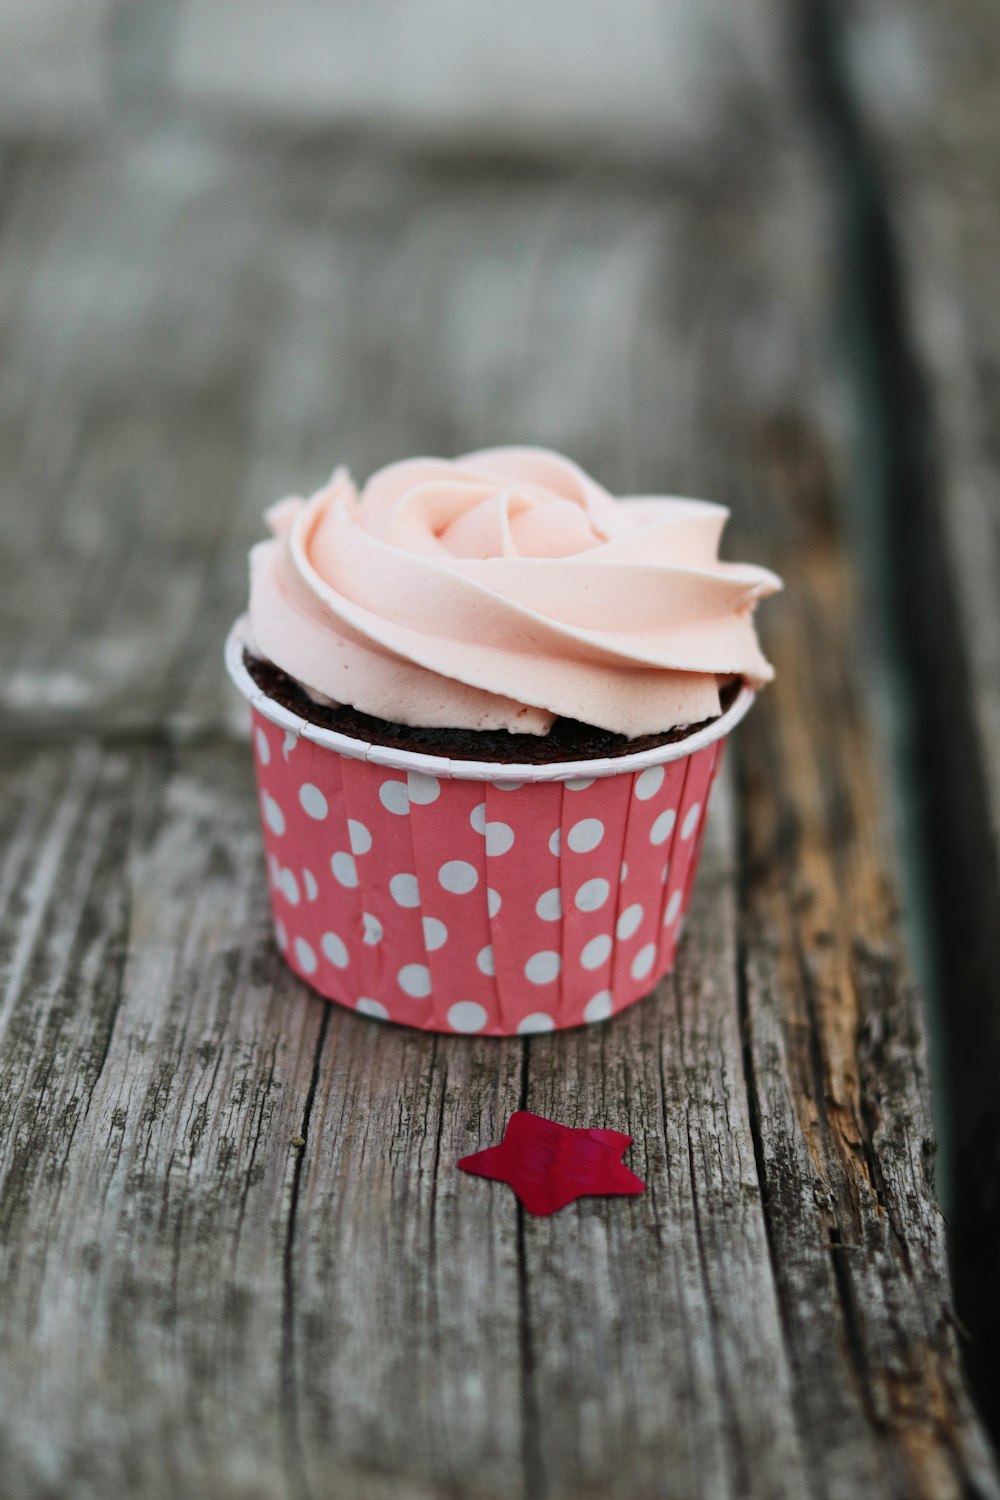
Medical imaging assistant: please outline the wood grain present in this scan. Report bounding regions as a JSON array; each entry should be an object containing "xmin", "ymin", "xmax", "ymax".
[
  {"xmin": 0, "ymin": 1, "xmax": 995, "ymax": 1496},
  {"xmin": 837, "ymin": 0, "xmax": 1000, "ymax": 1440}
]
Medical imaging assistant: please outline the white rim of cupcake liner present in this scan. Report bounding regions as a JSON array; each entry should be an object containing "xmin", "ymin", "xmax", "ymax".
[{"xmin": 225, "ymin": 615, "xmax": 755, "ymax": 784}]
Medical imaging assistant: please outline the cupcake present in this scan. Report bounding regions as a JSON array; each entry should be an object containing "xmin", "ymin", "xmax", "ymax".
[{"xmin": 226, "ymin": 447, "xmax": 780, "ymax": 1035}]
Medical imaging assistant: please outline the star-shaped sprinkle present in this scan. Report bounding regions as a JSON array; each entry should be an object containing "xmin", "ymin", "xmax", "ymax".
[{"xmin": 457, "ymin": 1110, "xmax": 646, "ymax": 1216}]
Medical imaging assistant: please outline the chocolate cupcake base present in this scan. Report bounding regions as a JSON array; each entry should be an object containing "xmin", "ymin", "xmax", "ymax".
[{"xmin": 244, "ymin": 651, "xmax": 741, "ymax": 766}]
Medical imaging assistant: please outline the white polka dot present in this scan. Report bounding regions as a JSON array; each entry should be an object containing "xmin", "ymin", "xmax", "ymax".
[
  {"xmin": 548, "ymin": 829, "xmax": 561, "ymax": 856},
  {"xmin": 282, "ymin": 731, "xmax": 297, "ymax": 759},
  {"xmin": 255, "ymin": 726, "xmax": 271, "ymax": 764},
  {"xmin": 331, "ymin": 851, "xmax": 358, "ymax": 888},
  {"xmin": 303, "ymin": 868, "xmax": 319, "ymax": 901},
  {"xmin": 407, "ymin": 771, "xmax": 440, "ymax": 805},
  {"xmin": 470, "ymin": 802, "xmax": 487, "ymax": 834},
  {"xmin": 617, "ymin": 903, "xmax": 644, "ymax": 940},
  {"xmin": 631, "ymin": 942, "xmax": 657, "ymax": 980},
  {"xmin": 423, "ymin": 916, "xmax": 448, "ymax": 951},
  {"xmin": 536, "ymin": 887, "xmax": 562, "ymax": 921},
  {"xmin": 581, "ymin": 934, "xmax": 612, "ymax": 970},
  {"xmin": 584, "ymin": 990, "xmax": 614, "ymax": 1024},
  {"xmin": 487, "ymin": 888, "xmax": 502, "ymax": 917},
  {"xmin": 299, "ymin": 783, "xmax": 328, "ymax": 820},
  {"xmin": 321, "ymin": 931, "xmax": 349, "ymax": 969},
  {"xmin": 262, "ymin": 792, "xmax": 286, "ymax": 836},
  {"xmin": 357, "ymin": 997, "xmax": 389, "ymax": 1021},
  {"xmin": 517, "ymin": 1012, "xmax": 556, "ymax": 1034},
  {"xmin": 278, "ymin": 868, "xmax": 300, "ymax": 905},
  {"xmin": 267, "ymin": 853, "xmax": 280, "ymax": 887},
  {"xmin": 274, "ymin": 919, "xmax": 288, "ymax": 952},
  {"xmin": 439, "ymin": 860, "xmax": 478, "ymax": 894},
  {"xmin": 294, "ymin": 937, "xmax": 317, "ymax": 974},
  {"xmin": 348, "ymin": 819, "xmax": 372, "ymax": 855},
  {"xmin": 567, "ymin": 817, "xmax": 604, "ymax": 854},
  {"xmin": 492, "ymin": 781, "xmax": 524, "ymax": 792},
  {"xmin": 448, "ymin": 1001, "xmax": 487, "ymax": 1033},
  {"xmin": 681, "ymin": 802, "xmax": 702, "ymax": 840},
  {"xmin": 575, "ymin": 877, "xmax": 610, "ymax": 913},
  {"xmin": 398, "ymin": 963, "xmax": 432, "ymax": 998},
  {"xmin": 525, "ymin": 950, "xmax": 561, "ymax": 985},
  {"xmin": 621, "ymin": 862, "xmax": 629, "ymax": 881},
  {"xmin": 566, "ymin": 776, "xmax": 595, "ymax": 791},
  {"xmin": 476, "ymin": 944, "xmax": 495, "ymax": 976},
  {"xmin": 390, "ymin": 872, "xmax": 421, "ymax": 908},
  {"xmin": 362, "ymin": 912, "xmax": 383, "ymax": 945},
  {"xmin": 660, "ymin": 860, "xmax": 671, "ymax": 884},
  {"xmin": 379, "ymin": 780, "xmax": 409, "ymax": 815},
  {"xmin": 634, "ymin": 765, "xmax": 665, "ymax": 801},
  {"xmin": 650, "ymin": 807, "xmax": 677, "ymax": 845},
  {"xmin": 485, "ymin": 821, "xmax": 515, "ymax": 856},
  {"xmin": 665, "ymin": 889, "xmax": 683, "ymax": 925}
]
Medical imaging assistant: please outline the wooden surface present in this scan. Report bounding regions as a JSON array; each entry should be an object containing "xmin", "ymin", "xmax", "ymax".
[
  {"xmin": 1, "ymin": 3, "xmax": 998, "ymax": 1498},
  {"xmin": 836, "ymin": 0, "xmax": 1000, "ymax": 1442}
]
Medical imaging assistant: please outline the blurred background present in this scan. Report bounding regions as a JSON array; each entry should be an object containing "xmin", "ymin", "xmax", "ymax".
[
  {"xmin": 0, "ymin": 0, "xmax": 821, "ymax": 736},
  {"xmin": 3, "ymin": 0, "xmax": 1000, "ymax": 1467}
]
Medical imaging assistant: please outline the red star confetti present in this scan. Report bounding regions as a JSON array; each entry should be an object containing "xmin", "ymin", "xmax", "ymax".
[{"xmin": 457, "ymin": 1110, "xmax": 646, "ymax": 1216}]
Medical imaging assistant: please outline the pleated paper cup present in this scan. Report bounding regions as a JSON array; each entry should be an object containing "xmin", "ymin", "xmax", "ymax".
[{"xmin": 226, "ymin": 617, "xmax": 752, "ymax": 1035}]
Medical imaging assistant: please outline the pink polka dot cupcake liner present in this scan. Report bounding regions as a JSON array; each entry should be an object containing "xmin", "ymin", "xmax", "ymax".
[{"xmin": 226, "ymin": 619, "xmax": 753, "ymax": 1036}]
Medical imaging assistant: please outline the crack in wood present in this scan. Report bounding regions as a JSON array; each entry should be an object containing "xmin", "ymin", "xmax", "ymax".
[
  {"xmin": 281, "ymin": 1004, "xmax": 331, "ymax": 1500},
  {"xmin": 516, "ymin": 1039, "xmax": 546, "ymax": 1500}
]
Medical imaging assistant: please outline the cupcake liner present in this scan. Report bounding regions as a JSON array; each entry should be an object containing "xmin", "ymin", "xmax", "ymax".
[{"xmin": 226, "ymin": 617, "xmax": 749, "ymax": 1035}]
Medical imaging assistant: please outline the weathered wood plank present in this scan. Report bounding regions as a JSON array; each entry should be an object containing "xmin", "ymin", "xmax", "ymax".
[
  {"xmin": 168, "ymin": 0, "xmax": 772, "ymax": 162},
  {"xmin": 739, "ymin": 477, "xmax": 987, "ymax": 1498},
  {"xmin": 520, "ymin": 778, "xmax": 811, "ymax": 1500},
  {"xmin": 0, "ymin": 740, "xmax": 526, "ymax": 1500},
  {"xmin": 0, "ymin": 144, "xmax": 759, "ymax": 736},
  {"xmin": 0, "ymin": 4, "xmax": 797, "ymax": 738},
  {"xmin": 2, "ymin": 734, "xmax": 990, "ymax": 1499},
  {"xmin": 290, "ymin": 1018, "xmax": 525, "ymax": 1499},
  {"xmin": 0, "ymin": 0, "xmax": 783, "ymax": 156},
  {"xmin": 837, "ymin": 0, "xmax": 1000, "ymax": 1440},
  {"xmin": 0, "ymin": 740, "xmax": 316, "ymax": 1497},
  {"xmin": 0, "ymin": 0, "xmax": 115, "ymax": 136}
]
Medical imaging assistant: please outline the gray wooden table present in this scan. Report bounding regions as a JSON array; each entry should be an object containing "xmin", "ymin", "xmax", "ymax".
[{"xmin": 2, "ymin": 3, "xmax": 999, "ymax": 1497}]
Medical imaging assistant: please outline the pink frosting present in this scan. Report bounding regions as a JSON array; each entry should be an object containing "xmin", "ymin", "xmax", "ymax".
[{"xmin": 248, "ymin": 447, "xmax": 781, "ymax": 738}]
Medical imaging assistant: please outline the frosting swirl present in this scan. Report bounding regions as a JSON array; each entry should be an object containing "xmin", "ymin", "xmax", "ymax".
[{"xmin": 248, "ymin": 447, "xmax": 781, "ymax": 737}]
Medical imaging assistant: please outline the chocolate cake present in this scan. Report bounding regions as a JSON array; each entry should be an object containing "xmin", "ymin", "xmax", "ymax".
[{"xmin": 245, "ymin": 650, "xmax": 741, "ymax": 765}]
